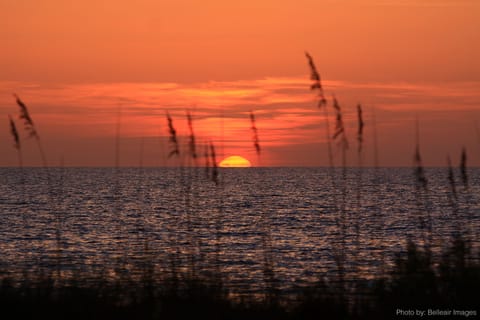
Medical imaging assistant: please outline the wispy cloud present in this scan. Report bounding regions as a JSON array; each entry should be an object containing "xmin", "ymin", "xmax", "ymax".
[{"xmin": 1, "ymin": 78, "xmax": 479, "ymax": 166}]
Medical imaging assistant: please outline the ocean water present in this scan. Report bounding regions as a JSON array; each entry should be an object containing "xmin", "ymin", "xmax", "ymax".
[{"xmin": 0, "ymin": 167, "xmax": 478, "ymax": 296}]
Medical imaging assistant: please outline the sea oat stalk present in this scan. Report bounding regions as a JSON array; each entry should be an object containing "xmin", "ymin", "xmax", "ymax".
[
  {"xmin": 446, "ymin": 155, "xmax": 462, "ymax": 245},
  {"xmin": 304, "ymin": 53, "xmax": 344, "ymax": 294},
  {"xmin": 165, "ymin": 111, "xmax": 181, "ymax": 287},
  {"xmin": 413, "ymin": 119, "xmax": 432, "ymax": 255},
  {"xmin": 354, "ymin": 104, "xmax": 364, "ymax": 294},
  {"xmin": 8, "ymin": 114, "xmax": 29, "ymax": 273},
  {"xmin": 414, "ymin": 144, "xmax": 431, "ymax": 252},
  {"xmin": 14, "ymin": 94, "xmax": 52, "ymax": 276},
  {"xmin": 332, "ymin": 95, "xmax": 348, "ymax": 295},
  {"xmin": 371, "ymin": 107, "xmax": 385, "ymax": 277},
  {"xmin": 459, "ymin": 147, "xmax": 473, "ymax": 260},
  {"xmin": 249, "ymin": 111, "xmax": 276, "ymax": 302},
  {"xmin": 304, "ymin": 53, "xmax": 335, "ymax": 169},
  {"xmin": 185, "ymin": 111, "xmax": 198, "ymax": 277}
]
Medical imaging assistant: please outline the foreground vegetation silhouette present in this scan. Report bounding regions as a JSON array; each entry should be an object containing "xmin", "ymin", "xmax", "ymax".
[{"xmin": 0, "ymin": 236, "xmax": 478, "ymax": 319}]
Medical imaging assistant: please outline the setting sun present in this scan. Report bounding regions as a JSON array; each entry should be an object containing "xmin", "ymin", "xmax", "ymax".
[{"xmin": 219, "ymin": 156, "xmax": 252, "ymax": 168}]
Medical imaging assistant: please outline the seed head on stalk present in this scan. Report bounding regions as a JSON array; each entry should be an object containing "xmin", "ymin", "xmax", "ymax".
[
  {"xmin": 13, "ymin": 94, "xmax": 48, "ymax": 167},
  {"xmin": 187, "ymin": 111, "xmax": 197, "ymax": 159},
  {"xmin": 250, "ymin": 111, "xmax": 261, "ymax": 156},
  {"xmin": 357, "ymin": 104, "xmax": 364, "ymax": 153},
  {"xmin": 204, "ymin": 143, "xmax": 210, "ymax": 178},
  {"xmin": 305, "ymin": 52, "xmax": 327, "ymax": 108},
  {"xmin": 166, "ymin": 112, "xmax": 180, "ymax": 158},
  {"xmin": 414, "ymin": 145, "xmax": 428, "ymax": 191},
  {"xmin": 8, "ymin": 115, "xmax": 20, "ymax": 150},
  {"xmin": 14, "ymin": 94, "xmax": 39, "ymax": 139},
  {"xmin": 332, "ymin": 96, "xmax": 348, "ymax": 150},
  {"xmin": 210, "ymin": 142, "xmax": 218, "ymax": 185}
]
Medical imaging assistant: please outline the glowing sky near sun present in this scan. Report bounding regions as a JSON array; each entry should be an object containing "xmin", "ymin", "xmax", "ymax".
[{"xmin": 1, "ymin": 0, "xmax": 479, "ymax": 167}]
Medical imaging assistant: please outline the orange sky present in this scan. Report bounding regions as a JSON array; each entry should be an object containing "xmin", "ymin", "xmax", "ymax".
[{"xmin": 1, "ymin": 0, "xmax": 480, "ymax": 167}]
